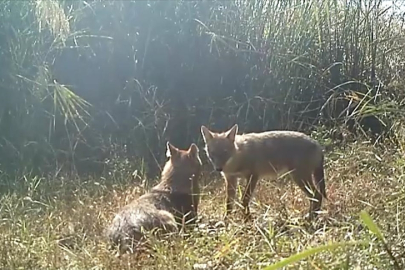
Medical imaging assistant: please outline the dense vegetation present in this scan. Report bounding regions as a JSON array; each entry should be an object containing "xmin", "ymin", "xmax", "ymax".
[
  {"xmin": 1, "ymin": 0, "xmax": 405, "ymax": 269},
  {"xmin": 1, "ymin": 0, "xmax": 404, "ymax": 177}
]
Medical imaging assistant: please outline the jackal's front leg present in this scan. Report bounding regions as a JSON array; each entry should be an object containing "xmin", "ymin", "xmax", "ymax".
[
  {"xmin": 241, "ymin": 174, "xmax": 259, "ymax": 220},
  {"xmin": 223, "ymin": 174, "xmax": 238, "ymax": 218}
]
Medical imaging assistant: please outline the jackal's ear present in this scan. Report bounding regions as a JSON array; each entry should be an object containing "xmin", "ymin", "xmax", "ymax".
[
  {"xmin": 166, "ymin": 142, "xmax": 179, "ymax": 158},
  {"xmin": 226, "ymin": 124, "xmax": 238, "ymax": 141},
  {"xmin": 201, "ymin": 125, "xmax": 213, "ymax": 142},
  {"xmin": 188, "ymin": 143, "xmax": 199, "ymax": 157}
]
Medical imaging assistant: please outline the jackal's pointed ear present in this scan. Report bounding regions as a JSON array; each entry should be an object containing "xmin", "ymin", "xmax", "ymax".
[
  {"xmin": 226, "ymin": 124, "xmax": 238, "ymax": 141},
  {"xmin": 166, "ymin": 142, "xmax": 179, "ymax": 158},
  {"xmin": 188, "ymin": 143, "xmax": 199, "ymax": 157},
  {"xmin": 201, "ymin": 125, "xmax": 213, "ymax": 143}
]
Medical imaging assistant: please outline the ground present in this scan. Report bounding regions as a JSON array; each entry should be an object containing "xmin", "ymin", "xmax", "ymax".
[{"xmin": 1, "ymin": 140, "xmax": 404, "ymax": 269}]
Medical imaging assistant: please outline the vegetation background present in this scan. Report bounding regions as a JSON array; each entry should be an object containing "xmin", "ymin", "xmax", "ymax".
[{"xmin": 1, "ymin": 0, "xmax": 405, "ymax": 269}]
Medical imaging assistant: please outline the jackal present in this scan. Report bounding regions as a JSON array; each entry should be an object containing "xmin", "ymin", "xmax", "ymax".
[
  {"xmin": 200, "ymin": 124, "xmax": 326, "ymax": 220},
  {"xmin": 106, "ymin": 142, "xmax": 202, "ymax": 254}
]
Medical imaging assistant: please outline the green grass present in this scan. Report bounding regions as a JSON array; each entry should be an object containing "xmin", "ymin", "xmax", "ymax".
[{"xmin": 1, "ymin": 140, "xmax": 405, "ymax": 269}]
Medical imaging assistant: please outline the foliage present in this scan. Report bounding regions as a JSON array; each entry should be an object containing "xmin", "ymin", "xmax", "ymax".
[{"xmin": 0, "ymin": 0, "xmax": 405, "ymax": 177}]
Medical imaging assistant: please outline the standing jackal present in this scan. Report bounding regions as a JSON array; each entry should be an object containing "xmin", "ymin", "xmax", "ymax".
[
  {"xmin": 200, "ymin": 124, "xmax": 326, "ymax": 220},
  {"xmin": 106, "ymin": 142, "xmax": 202, "ymax": 254}
]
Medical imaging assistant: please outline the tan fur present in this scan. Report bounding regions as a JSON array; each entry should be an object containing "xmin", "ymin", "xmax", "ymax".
[
  {"xmin": 106, "ymin": 142, "xmax": 202, "ymax": 254},
  {"xmin": 201, "ymin": 124, "xmax": 326, "ymax": 220}
]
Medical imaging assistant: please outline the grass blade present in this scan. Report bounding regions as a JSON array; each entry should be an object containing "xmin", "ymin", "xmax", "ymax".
[
  {"xmin": 359, "ymin": 210, "xmax": 385, "ymax": 241},
  {"xmin": 262, "ymin": 241, "xmax": 367, "ymax": 270}
]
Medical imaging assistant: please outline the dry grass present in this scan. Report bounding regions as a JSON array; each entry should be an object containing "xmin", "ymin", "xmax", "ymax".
[{"xmin": 1, "ymin": 140, "xmax": 405, "ymax": 269}]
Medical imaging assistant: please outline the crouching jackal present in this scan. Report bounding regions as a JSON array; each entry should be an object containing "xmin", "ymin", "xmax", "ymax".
[
  {"xmin": 105, "ymin": 142, "xmax": 202, "ymax": 254},
  {"xmin": 201, "ymin": 124, "xmax": 326, "ymax": 220}
]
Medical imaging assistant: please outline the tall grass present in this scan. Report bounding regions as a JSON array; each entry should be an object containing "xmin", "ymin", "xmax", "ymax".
[
  {"xmin": 0, "ymin": 0, "xmax": 90, "ymax": 175},
  {"xmin": 0, "ymin": 0, "xmax": 404, "ymax": 176}
]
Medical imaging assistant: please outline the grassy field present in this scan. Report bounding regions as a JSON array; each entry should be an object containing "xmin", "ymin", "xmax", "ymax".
[
  {"xmin": 1, "ymin": 139, "xmax": 405, "ymax": 270},
  {"xmin": 1, "ymin": 1, "xmax": 405, "ymax": 269}
]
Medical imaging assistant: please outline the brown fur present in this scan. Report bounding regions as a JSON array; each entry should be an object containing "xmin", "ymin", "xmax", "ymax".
[
  {"xmin": 201, "ymin": 124, "xmax": 326, "ymax": 220},
  {"xmin": 105, "ymin": 142, "xmax": 202, "ymax": 254}
]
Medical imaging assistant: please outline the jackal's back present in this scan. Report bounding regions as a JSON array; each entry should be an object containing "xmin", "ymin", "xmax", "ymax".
[
  {"xmin": 227, "ymin": 130, "xmax": 323, "ymax": 175},
  {"xmin": 105, "ymin": 191, "xmax": 179, "ymax": 250}
]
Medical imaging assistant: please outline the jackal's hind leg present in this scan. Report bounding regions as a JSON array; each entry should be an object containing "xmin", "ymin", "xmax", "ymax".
[{"xmin": 291, "ymin": 170, "xmax": 322, "ymax": 220}]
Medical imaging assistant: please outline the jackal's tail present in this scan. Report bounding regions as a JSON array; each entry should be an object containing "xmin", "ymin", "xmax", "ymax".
[{"xmin": 314, "ymin": 154, "xmax": 327, "ymax": 199}]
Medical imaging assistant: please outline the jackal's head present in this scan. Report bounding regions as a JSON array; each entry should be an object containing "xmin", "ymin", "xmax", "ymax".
[
  {"xmin": 200, "ymin": 124, "xmax": 238, "ymax": 172},
  {"xmin": 161, "ymin": 142, "xmax": 202, "ymax": 193}
]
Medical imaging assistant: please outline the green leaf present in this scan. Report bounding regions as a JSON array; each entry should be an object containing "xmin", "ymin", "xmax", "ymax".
[{"xmin": 360, "ymin": 210, "xmax": 385, "ymax": 242}]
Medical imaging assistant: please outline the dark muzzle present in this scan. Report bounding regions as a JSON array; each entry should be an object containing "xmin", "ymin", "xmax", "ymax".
[{"xmin": 215, "ymin": 167, "xmax": 223, "ymax": 172}]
